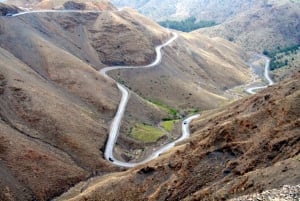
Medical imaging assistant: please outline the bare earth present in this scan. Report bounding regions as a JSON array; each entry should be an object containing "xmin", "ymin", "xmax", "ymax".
[
  {"xmin": 0, "ymin": 1, "xmax": 298, "ymax": 200},
  {"xmin": 57, "ymin": 74, "xmax": 299, "ymax": 201}
]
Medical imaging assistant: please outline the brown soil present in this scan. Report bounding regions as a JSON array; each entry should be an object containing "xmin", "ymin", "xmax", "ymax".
[
  {"xmin": 109, "ymin": 31, "xmax": 251, "ymax": 113},
  {"xmin": 0, "ymin": 4, "xmax": 175, "ymax": 199},
  {"xmin": 0, "ymin": 45, "xmax": 122, "ymax": 200},
  {"xmin": 58, "ymin": 74, "xmax": 300, "ymax": 201},
  {"xmin": 0, "ymin": 7, "xmax": 132, "ymax": 200},
  {"xmin": 0, "ymin": 5, "xmax": 178, "ymax": 200},
  {"xmin": 111, "ymin": 31, "xmax": 252, "ymax": 162},
  {"xmin": 0, "ymin": 2, "xmax": 281, "ymax": 200}
]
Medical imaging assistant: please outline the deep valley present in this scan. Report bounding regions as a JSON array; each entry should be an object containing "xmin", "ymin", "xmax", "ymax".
[{"xmin": 0, "ymin": 0, "xmax": 299, "ymax": 200}]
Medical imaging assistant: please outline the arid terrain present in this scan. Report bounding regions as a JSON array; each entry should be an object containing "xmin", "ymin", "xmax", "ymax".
[
  {"xmin": 0, "ymin": 1, "xmax": 254, "ymax": 200},
  {"xmin": 102, "ymin": 12, "xmax": 252, "ymax": 161},
  {"xmin": 0, "ymin": 3, "xmax": 123, "ymax": 200},
  {"xmin": 197, "ymin": 0, "xmax": 300, "ymax": 53},
  {"xmin": 111, "ymin": 0, "xmax": 266, "ymax": 22},
  {"xmin": 196, "ymin": 0, "xmax": 300, "ymax": 86},
  {"xmin": 4, "ymin": 0, "xmax": 254, "ymax": 161},
  {"xmin": 0, "ymin": 0, "xmax": 299, "ymax": 200},
  {"xmin": 56, "ymin": 74, "xmax": 300, "ymax": 201}
]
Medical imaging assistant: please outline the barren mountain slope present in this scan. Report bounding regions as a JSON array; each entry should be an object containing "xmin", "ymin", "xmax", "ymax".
[
  {"xmin": 197, "ymin": 1, "xmax": 300, "ymax": 53},
  {"xmin": 2, "ymin": 1, "xmax": 253, "ymax": 163},
  {"xmin": 0, "ymin": 7, "xmax": 170, "ymax": 82},
  {"xmin": 105, "ymin": 11, "xmax": 252, "ymax": 162},
  {"xmin": 57, "ymin": 74, "xmax": 300, "ymax": 201},
  {"xmin": 0, "ymin": 46, "xmax": 119, "ymax": 200},
  {"xmin": 0, "ymin": 5, "xmax": 130, "ymax": 201},
  {"xmin": 109, "ymin": 30, "xmax": 250, "ymax": 112},
  {"xmin": 111, "ymin": 0, "xmax": 265, "ymax": 22},
  {"xmin": 1, "ymin": 3, "xmax": 252, "ymax": 112},
  {"xmin": 0, "ymin": 13, "xmax": 122, "ymax": 114},
  {"xmin": 0, "ymin": 2, "xmax": 254, "ymax": 200},
  {"xmin": 0, "ymin": 5, "xmax": 173, "ymax": 200}
]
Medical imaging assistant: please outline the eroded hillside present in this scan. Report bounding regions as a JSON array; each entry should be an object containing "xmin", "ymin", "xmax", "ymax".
[{"xmin": 56, "ymin": 74, "xmax": 300, "ymax": 201}]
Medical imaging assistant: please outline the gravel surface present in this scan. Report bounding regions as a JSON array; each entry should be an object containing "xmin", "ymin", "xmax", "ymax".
[{"xmin": 229, "ymin": 185, "xmax": 300, "ymax": 201}]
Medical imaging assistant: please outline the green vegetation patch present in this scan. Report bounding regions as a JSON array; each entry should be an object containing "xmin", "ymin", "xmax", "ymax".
[
  {"xmin": 161, "ymin": 120, "xmax": 178, "ymax": 132},
  {"xmin": 159, "ymin": 17, "xmax": 217, "ymax": 32},
  {"xmin": 263, "ymin": 44, "xmax": 300, "ymax": 70},
  {"xmin": 130, "ymin": 124, "xmax": 166, "ymax": 143},
  {"xmin": 147, "ymin": 99, "xmax": 179, "ymax": 119}
]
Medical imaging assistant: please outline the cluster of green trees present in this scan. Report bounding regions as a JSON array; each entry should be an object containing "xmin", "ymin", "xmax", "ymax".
[
  {"xmin": 159, "ymin": 17, "xmax": 217, "ymax": 32},
  {"xmin": 269, "ymin": 59, "xmax": 289, "ymax": 71},
  {"xmin": 263, "ymin": 44, "xmax": 299, "ymax": 70}
]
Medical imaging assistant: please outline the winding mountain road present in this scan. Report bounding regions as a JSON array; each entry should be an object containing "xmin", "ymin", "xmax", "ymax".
[
  {"xmin": 100, "ymin": 32, "xmax": 200, "ymax": 168},
  {"xmin": 246, "ymin": 56, "xmax": 274, "ymax": 94},
  {"xmin": 9, "ymin": 8, "xmax": 274, "ymax": 168},
  {"xmin": 10, "ymin": 9, "xmax": 200, "ymax": 168},
  {"xmin": 10, "ymin": 9, "xmax": 276, "ymax": 168}
]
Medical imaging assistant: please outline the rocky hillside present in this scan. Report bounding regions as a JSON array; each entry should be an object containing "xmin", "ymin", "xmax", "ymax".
[
  {"xmin": 197, "ymin": 0, "xmax": 300, "ymax": 53},
  {"xmin": 56, "ymin": 74, "xmax": 300, "ymax": 201}
]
